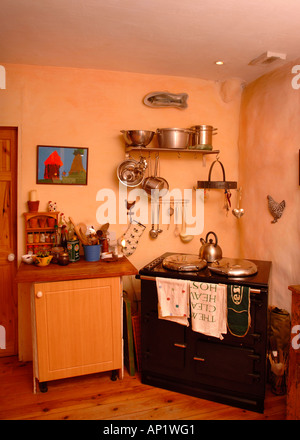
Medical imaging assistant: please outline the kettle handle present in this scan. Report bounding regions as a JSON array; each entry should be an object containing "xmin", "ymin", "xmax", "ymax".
[{"xmin": 205, "ymin": 231, "xmax": 218, "ymax": 246}]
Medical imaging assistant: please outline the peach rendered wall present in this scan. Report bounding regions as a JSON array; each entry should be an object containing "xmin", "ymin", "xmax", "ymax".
[
  {"xmin": 239, "ymin": 59, "xmax": 300, "ymax": 312},
  {"xmin": 1, "ymin": 64, "xmax": 242, "ymax": 278}
]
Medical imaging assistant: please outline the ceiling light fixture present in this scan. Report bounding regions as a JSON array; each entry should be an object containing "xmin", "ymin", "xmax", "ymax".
[{"xmin": 215, "ymin": 61, "xmax": 224, "ymax": 65}]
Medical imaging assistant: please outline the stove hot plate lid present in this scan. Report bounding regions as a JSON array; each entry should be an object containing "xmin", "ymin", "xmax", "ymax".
[
  {"xmin": 162, "ymin": 254, "xmax": 207, "ymax": 272},
  {"xmin": 209, "ymin": 258, "xmax": 258, "ymax": 277}
]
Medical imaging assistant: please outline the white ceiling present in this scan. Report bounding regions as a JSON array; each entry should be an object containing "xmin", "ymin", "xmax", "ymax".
[{"xmin": 1, "ymin": 0, "xmax": 300, "ymax": 83}]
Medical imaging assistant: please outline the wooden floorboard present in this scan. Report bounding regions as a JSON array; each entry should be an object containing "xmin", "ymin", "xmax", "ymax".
[{"xmin": 0, "ymin": 356, "xmax": 286, "ymax": 421}]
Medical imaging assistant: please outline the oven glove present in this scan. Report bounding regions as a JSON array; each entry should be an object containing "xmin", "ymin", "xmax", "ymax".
[
  {"xmin": 227, "ymin": 285, "xmax": 251, "ymax": 337},
  {"xmin": 121, "ymin": 220, "xmax": 146, "ymax": 257},
  {"xmin": 189, "ymin": 282, "xmax": 227, "ymax": 339},
  {"xmin": 156, "ymin": 277, "xmax": 189, "ymax": 326}
]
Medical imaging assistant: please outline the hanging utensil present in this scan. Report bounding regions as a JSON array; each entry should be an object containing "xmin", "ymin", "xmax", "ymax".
[
  {"xmin": 157, "ymin": 200, "xmax": 163, "ymax": 234},
  {"xmin": 156, "ymin": 154, "xmax": 169, "ymax": 197},
  {"xmin": 142, "ymin": 154, "xmax": 164, "ymax": 196},
  {"xmin": 142, "ymin": 154, "xmax": 169, "ymax": 199},
  {"xmin": 179, "ymin": 202, "xmax": 194, "ymax": 243},
  {"xmin": 224, "ymin": 189, "xmax": 232, "ymax": 215},
  {"xmin": 174, "ymin": 203, "xmax": 180, "ymax": 237},
  {"xmin": 149, "ymin": 203, "xmax": 158, "ymax": 238},
  {"xmin": 117, "ymin": 157, "xmax": 146, "ymax": 187},
  {"xmin": 167, "ymin": 203, "xmax": 174, "ymax": 230},
  {"xmin": 149, "ymin": 200, "xmax": 162, "ymax": 238},
  {"xmin": 232, "ymin": 187, "xmax": 245, "ymax": 218}
]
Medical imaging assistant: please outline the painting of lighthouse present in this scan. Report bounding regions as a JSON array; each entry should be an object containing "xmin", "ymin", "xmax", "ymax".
[{"xmin": 37, "ymin": 146, "xmax": 88, "ymax": 185}]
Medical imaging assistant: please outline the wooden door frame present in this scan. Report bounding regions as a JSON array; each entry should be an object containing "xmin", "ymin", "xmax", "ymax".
[{"xmin": 0, "ymin": 126, "xmax": 18, "ymax": 356}]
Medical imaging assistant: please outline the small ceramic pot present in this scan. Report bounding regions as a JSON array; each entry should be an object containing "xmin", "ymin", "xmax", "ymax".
[
  {"xmin": 47, "ymin": 217, "xmax": 56, "ymax": 227},
  {"xmin": 29, "ymin": 218, "xmax": 38, "ymax": 228},
  {"xmin": 58, "ymin": 252, "xmax": 69, "ymax": 266},
  {"xmin": 27, "ymin": 201, "xmax": 40, "ymax": 212},
  {"xmin": 50, "ymin": 247, "xmax": 64, "ymax": 264},
  {"xmin": 39, "ymin": 217, "xmax": 47, "ymax": 228}
]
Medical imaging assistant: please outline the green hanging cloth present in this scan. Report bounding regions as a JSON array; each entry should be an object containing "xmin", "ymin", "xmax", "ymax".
[{"xmin": 227, "ymin": 285, "xmax": 251, "ymax": 337}]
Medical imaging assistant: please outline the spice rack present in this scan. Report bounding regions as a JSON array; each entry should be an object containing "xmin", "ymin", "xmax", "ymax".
[{"xmin": 23, "ymin": 212, "xmax": 59, "ymax": 254}]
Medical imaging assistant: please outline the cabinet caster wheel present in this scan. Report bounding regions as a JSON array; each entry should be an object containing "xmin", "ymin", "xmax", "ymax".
[
  {"xmin": 39, "ymin": 381, "xmax": 48, "ymax": 393},
  {"xmin": 111, "ymin": 370, "xmax": 118, "ymax": 381}
]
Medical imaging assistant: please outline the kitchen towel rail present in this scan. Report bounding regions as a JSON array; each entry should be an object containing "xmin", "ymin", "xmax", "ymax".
[{"xmin": 138, "ymin": 275, "xmax": 261, "ymax": 294}]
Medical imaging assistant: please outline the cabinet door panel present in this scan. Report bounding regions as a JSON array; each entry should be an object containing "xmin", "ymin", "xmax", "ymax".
[{"xmin": 33, "ymin": 278, "xmax": 121, "ymax": 381}]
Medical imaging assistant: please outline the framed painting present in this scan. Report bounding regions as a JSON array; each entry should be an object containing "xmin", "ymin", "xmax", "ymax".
[{"xmin": 37, "ymin": 145, "xmax": 88, "ymax": 185}]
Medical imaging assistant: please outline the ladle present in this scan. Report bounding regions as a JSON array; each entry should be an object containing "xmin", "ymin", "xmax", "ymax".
[
  {"xmin": 149, "ymin": 223, "xmax": 158, "ymax": 239},
  {"xmin": 149, "ymin": 201, "xmax": 162, "ymax": 239},
  {"xmin": 149, "ymin": 203, "xmax": 157, "ymax": 238},
  {"xmin": 179, "ymin": 202, "xmax": 194, "ymax": 243}
]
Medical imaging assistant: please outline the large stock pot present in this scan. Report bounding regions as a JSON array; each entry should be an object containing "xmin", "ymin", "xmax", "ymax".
[{"xmin": 156, "ymin": 128, "xmax": 192, "ymax": 149}]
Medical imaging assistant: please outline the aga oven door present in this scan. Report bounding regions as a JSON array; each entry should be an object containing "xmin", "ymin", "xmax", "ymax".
[
  {"xmin": 141, "ymin": 279, "xmax": 187, "ymax": 378},
  {"xmin": 188, "ymin": 338, "xmax": 262, "ymax": 395},
  {"xmin": 142, "ymin": 314, "xmax": 187, "ymax": 374}
]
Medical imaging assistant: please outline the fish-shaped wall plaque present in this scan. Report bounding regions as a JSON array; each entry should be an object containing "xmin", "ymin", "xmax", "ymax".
[{"xmin": 143, "ymin": 91, "xmax": 188, "ymax": 109}]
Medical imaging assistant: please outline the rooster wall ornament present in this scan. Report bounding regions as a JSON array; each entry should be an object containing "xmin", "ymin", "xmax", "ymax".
[{"xmin": 267, "ymin": 195, "xmax": 286, "ymax": 223}]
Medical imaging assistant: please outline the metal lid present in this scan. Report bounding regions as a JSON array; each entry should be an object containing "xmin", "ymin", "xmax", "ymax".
[
  {"xmin": 156, "ymin": 128, "xmax": 192, "ymax": 132},
  {"xmin": 209, "ymin": 258, "xmax": 258, "ymax": 277},
  {"xmin": 162, "ymin": 254, "xmax": 207, "ymax": 272},
  {"xmin": 190, "ymin": 125, "xmax": 216, "ymax": 131}
]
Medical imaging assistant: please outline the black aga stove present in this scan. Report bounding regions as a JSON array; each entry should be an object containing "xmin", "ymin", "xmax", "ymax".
[{"xmin": 138, "ymin": 253, "xmax": 272, "ymax": 413}]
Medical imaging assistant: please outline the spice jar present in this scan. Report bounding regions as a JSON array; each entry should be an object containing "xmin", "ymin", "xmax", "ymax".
[
  {"xmin": 45, "ymin": 233, "xmax": 51, "ymax": 243},
  {"xmin": 34, "ymin": 232, "xmax": 39, "ymax": 243},
  {"xmin": 27, "ymin": 233, "xmax": 33, "ymax": 243},
  {"xmin": 40, "ymin": 232, "xmax": 45, "ymax": 243}
]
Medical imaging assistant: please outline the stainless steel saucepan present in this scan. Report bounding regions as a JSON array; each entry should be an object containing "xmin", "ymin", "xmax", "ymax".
[
  {"xmin": 156, "ymin": 128, "xmax": 192, "ymax": 149},
  {"xmin": 142, "ymin": 155, "xmax": 169, "ymax": 198},
  {"xmin": 189, "ymin": 125, "xmax": 217, "ymax": 148}
]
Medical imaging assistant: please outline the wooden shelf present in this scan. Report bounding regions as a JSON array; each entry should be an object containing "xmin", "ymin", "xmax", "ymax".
[{"xmin": 27, "ymin": 227, "xmax": 57, "ymax": 232}]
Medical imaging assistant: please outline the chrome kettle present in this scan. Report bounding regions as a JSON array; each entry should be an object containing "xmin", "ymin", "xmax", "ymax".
[{"xmin": 199, "ymin": 231, "xmax": 222, "ymax": 262}]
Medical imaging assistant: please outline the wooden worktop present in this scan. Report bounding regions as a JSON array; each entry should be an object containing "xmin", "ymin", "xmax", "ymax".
[
  {"xmin": 288, "ymin": 285, "xmax": 300, "ymax": 294},
  {"xmin": 15, "ymin": 256, "xmax": 138, "ymax": 284}
]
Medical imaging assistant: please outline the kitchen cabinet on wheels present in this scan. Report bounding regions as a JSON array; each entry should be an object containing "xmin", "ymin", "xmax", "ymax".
[
  {"xmin": 31, "ymin": 277, "xmax": 122, "ymax": 393},
  {"xmin": 139, "ymin": 254, "xmax": 271, "ymax": 413},
  {"xmin": 16, "ymin": 258, "xmax": 138, "ymax": 393}
]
